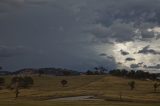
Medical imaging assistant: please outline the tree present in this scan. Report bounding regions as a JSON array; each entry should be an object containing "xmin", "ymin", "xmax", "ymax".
[
  {"xmin": 94, "ymin": 71, "xmax": 100, "ymax": 75},
  {"xmin": 9, "ymin": 76, "xmax": 34, "ymax": 98},
  {"xmin": 119, "ymin": 91, "xmax": 123, "ymax": 101},
  {"xmin": 121, "ymin": 69, "xmax": 128, "ymax": 77},
  {"xmin": 15, "ymin": 79, "xmax": 20, "ymax": 99},
  {"xmin": 0, "ymin": 67, "xmax": 2, "ymax": 76},
  {"xmin": 22, "ymin": 76, "xmax": 34, "ymax": 88},
  {"xmin": 94, "ymin": 66, "xmax": 107, "ymax": 75},
  {"xmin": 0, "ymin": 77, "xmax": 5, "ymax": 89},
  {"xmin": 128, "ymin": 70, "xmax": 135, "ymax": 78},
  {"xmin": 99, "ymin": 66, "xmax": 107, "ymax": 74},
  {"xmin": 151, "ymin": 74, "xmax": 157, "ymax": 81},
  {"xmin": 109, "ymin": 69, "xmax": 122, "ymax": 76},
  {"xmin": 61, "ymin": 79, "xmax": 68, "ymax": 87},
  {"xmin": 153, "ymin": 82, "xmax": 160, "ymax": 92},
  {"xmin": 63, "ymin": 71, "xmax": 71, "ymax": 76},
  {"xmin": 128, "ymin": 81, "xmax": 135, "ymax": 90},
  {"xmin": 86, "ymin": 70, "xmax": 94, "ymax": 75},
  {"xmin": 38, "ymin": 70, "xmax": 44, "ymax": 77}
]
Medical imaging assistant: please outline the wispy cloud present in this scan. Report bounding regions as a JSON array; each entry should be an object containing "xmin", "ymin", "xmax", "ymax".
[{"xmin": 138, "ymin": 45, "xmax": 160, "ymax": 55}]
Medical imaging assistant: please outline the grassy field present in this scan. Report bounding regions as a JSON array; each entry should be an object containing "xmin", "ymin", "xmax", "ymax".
[{"xmin": 0, "ymin": 75, "xmax": 160, "ymax": 106}]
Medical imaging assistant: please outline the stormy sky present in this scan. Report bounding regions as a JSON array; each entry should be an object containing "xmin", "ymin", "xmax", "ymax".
[{"xmin": 1, "ymin": 0, "xmax": 160, "ymax": 72}]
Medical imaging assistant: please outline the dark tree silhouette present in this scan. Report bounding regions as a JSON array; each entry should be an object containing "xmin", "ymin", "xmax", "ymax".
[
  {"xmin": 94, "ymin": 66, "xmax": 107, "ymax": 74},
  {"xmin": 63, "ymin": 71, "xmax": 71, "ymax": 76},
  {"xmin": 94, "ymin": 71, "xmax": 100, "ymax": 75},
  {"xmin": 0, "ymin": 66, "xmax": 2, "ymax": 76},
  {"xmin": 128, "ymin": 70, "xmax": 136, "ymax": 78},
  {"xmin": 121, "ymin": 69, "xmax": 128, "ymax": 77},
  {"xmin": 109, "ymin": 69, "xmax": 160, "ymax": 80},
  {"xmin": 86, "ymin": 70, "xmax": 94, "ymax": 75},
  {"xmin": 9, "ymin": 76, "xmax": 34, "ymax": 99},
  {"xmin": 38, "ymin": 70, "xmax": 44, "ymax": 77},
  {"xmin": 153, "ymin": 82, "xmax": 160, "ymax": 92},
  {"xmin": 61, "ymin": 79, "xmax": 68, "ymax": 87},
  {"xmin": 0, "ymin": 77, "xmax": 5, "ymax": 90},
  {"xmin": 128, "ymin": 81, "xmax": 135, "ymax": 90},
  {"xmin": 15, "ymin": 79, "xmax": 20, "ymax": 99}
]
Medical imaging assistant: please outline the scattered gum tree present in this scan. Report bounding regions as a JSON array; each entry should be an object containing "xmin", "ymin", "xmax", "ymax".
[
  {"xmin": 38, "ymin": 70, "xmax": 44, "ymax": 77},
  {"xmin": 128, "ymin": 81, "xmax": 135, "ymax": 90},
  {"xmin": 9, "ymin": 76, "xmax": 34, "ymax": 99},
  {"xmin": 61, "ymin": 79, "xmax": 68, "ymax": 87},
  {"xmin": 0, "ymin": 77, "xmax": 5, "ymax": 90},
  {"xmin": 153, "ymin": 82, "xmax": 160, "ymax": 92}
]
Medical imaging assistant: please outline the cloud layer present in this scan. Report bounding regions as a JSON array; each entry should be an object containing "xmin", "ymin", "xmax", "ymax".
[{"xmin": 0, "ymin": 0, "xmax": 160, "ymax": 72}]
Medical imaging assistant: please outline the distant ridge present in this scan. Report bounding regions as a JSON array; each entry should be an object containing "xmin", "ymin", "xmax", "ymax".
[{"xmin": 0, "ymin": 68, "xmax": 80, "ymax": 76}]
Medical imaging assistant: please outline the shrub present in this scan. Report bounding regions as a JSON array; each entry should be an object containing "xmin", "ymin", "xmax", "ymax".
[
  {"xmin": 128, "ymin": 81, "xmax": 135, "ymax": 90},
  {"xmin": 10, "ymin": 76, "xmax": 34, "ymax": 89},
  {"xmin": 22, "ymin": 76, "xmax": 34, "ymax": 88},
  {"xmin": 61, "ymin": 79, "xmax": 68, "ymax": 87},
  {"xmin": 9, "ymin": 76, "xmax": 34, "ymax": 99},
  {"xmin": 0, "ymin": 77, "xmax": 5, "ymax": 86},
  {"xmin": 0, "ymin": 77, "xmax": 5, "ymax": 90},
  {"xmin": 153, "ymin": 82, "xmax": 160, "ymax": 92}
]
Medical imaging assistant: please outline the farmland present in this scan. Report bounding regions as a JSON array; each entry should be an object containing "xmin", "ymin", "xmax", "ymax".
[{"xmin": 0, "ymin": 75, "xmax": 160, "ymax": 106}]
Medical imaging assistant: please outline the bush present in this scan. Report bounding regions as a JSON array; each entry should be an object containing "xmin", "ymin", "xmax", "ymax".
[
  {"xmin": 86, "ymin": 70, "xmax": 94, "ymax": 75},
  {"xmin": 0, "ymin": 77, "xmax": 5, "ymax": 86},
  {"xmin": 153, "ymin": 82, "xmax": 160, "ymax": 92},
  {"xmin": 0, "ymin": 77, "xmax": 5, "ymax": 90},
  {"xmin": 7, "ymin": 76, "xmax": 34, "ymax": 98},
  {"xmin": 128, "ymin": 81, "xmax": 135, "ymax": 90},
  {"xmin": 61, "ymin": 79, "xmax": 68, "ymax": 87},
  {"xmin": 24, "ymin": 76, "xmax": 34, "ymax": 85},
  {"xmin": 9, "ymin": 76, "xmax": 34, "ymax": 89}
]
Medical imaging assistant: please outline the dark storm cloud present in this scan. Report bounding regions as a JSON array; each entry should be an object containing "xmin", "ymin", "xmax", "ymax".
[
  {"xmin": 130, "ymin": 64, "xmax": 140, "ymax": 68},
  {"xmin": 125, "ymin": 57, "xmax": 136, "ymax": 62},
  {"xmin": 89, "ymin": 22, "xmax": 136, "ymax": 43},
  {"xmin": 0, "ymin": 0, "xmax": 101, "ymax": 71},
  {"xmin": 102, "ymin": 55, "xmax": 116, "ymax": 69},
  {"xmin": 130, "ymin": 62, "xmax": 143, "ymax": 68},
  {"xmin": 141, "ymin": 30, "xmax": 155, "ymax": 39},
  {"xmin": 144, "ymin": 64, "xmax": 160, "ymax": 69},
  {"xmin": 0, "ymin": 2, "xmax": 11, "ymax": 14},
  {"xmin": 0, "ymin": 45, "xmax": 29, "ymax": 58},
  {"xmin": 120, "ymin": 50, "xmax": 129, "ymax": 56},
  {"xmin": 0, "ymin": 3, "xmax": 9, "ymax": 13},
  {"xmin": 97, "ymin": 0, "xmax": 160, "ymax": 25},
  {"xmin": 117, "ymin": 62, "xmax": 122, "ymax": 65},
  {"xmin": 0, "ymin": 0, "xmax": 24, "ymax": 16},
  {"xmin": 26, "ymin": 0, "xmax": 46, "ymax": 4},
  {"xmin": 99, "ymin": 53, "xmax": 107, "ymax": 57},
  {"xmin": 138, "ymin": 45, "xmax": 160, "ymax": 55},
  {"xmin": 1, "ymin": 0, "xmax": 160, "ymax": 71},
  {"xmin": 0, "ymin": 0, "xmax": 49, "ymax": 6},
  {"xmin": 99, "ymin": 53, "xmax": 114, "ymax": 60},
  {"xmin": 138, "ymin": 62, "xmax": 144, "ymax": 65},
  {"xmin": 89, "ymin": 0, "xmax": 160, "ymax": 43},
  {"xmin": 25, "ymin": 0, "xmax": 49, "ymax": 6},
  {"xmin": 0, "ymin": 0, "xmax": 24, "ymax": 7},
  {"xmin": 107, "ymin": 56, "xmax": 115, "ymax": 61}
]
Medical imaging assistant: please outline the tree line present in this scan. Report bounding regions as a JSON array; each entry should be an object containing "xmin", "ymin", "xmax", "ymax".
[
  {"xmin": 85, "ymin": 68, "xmax": 160, "ymax": 81},
  {"xmin": 109, "ymin": 69, "xmax": 159, "ymax": 80}
]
